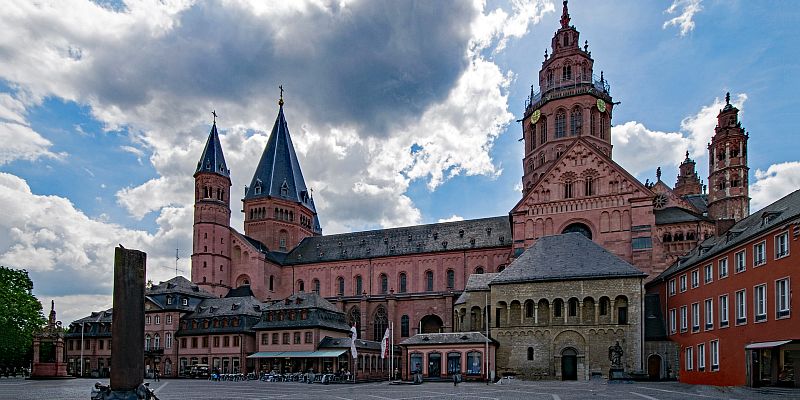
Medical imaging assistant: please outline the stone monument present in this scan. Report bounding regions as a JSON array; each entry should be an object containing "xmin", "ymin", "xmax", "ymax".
[
  {"xmin": 104, "ymin": 246, "xmax": 147, "ymax": 399},
  {"xmin": 30, "ymin": 301, "xmax": 71, "ymax": 379},
  {"xmin": 608, "ymin": 341, "xmax": 624, "ymax": 380}
]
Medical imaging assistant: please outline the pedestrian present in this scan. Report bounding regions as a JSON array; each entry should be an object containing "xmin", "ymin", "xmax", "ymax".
[{"xmin": 154, "ymin": 367, "xmax": 160, "ymax": 382}]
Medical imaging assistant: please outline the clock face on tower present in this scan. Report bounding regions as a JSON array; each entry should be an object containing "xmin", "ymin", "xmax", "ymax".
[
  {"xmin": 596, "ymin": 98, "xmax": 606, "ymax": 113},
  {"xmin": 531, "ymin": 109, "xmax": 541, "ymax": 125}
]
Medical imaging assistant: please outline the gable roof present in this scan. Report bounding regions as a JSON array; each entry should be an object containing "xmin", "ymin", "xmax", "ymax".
[
  {"xmin": 654, "ymin": 207, "xmax": 710, "ymax": 225},
  {"xmin": 195, "ymin": 123, "xmax": 230, "ymax": 177},
  {"xmin": 650, "ymin": 189, "xmax": 800, "ymax": 284},
  {"xmin": 491, "ymin": 233, "xmax": 645, "ymax": 284},
  {"xmin": 244, "ymin": 104, "xmax": 318, "ymax": 223},
  {"xmin": 282, "ymin": 216, "xmax": 511, "ymax": 265},
  {"xmin": 512, "ymin": 138, "xmax": 654, "ymax": 213},
  {"xmin": 148, "ymin": 276, "xmax": 215, "ymax": 298},
  {"xmin": 262, "ymin": 292, "xmax": 341, "ymax": 313},
  {"xmin": 399, "ymin": 332, "xmax": 494, "ymax": 346}
]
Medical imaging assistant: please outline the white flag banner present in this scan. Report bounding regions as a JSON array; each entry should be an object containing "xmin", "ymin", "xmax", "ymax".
[
  {"xmin": 380, "ymin": 328, "xmax": 390, "ymax": 359},
  {"xmin": 350, "ymin": 325, "xmax": 358, "ymax": 359}
]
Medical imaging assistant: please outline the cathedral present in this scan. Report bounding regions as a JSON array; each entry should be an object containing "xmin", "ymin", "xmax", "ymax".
[{"xmin": 185, "ymin": 0, "xmax": 755, "ymax": 380}]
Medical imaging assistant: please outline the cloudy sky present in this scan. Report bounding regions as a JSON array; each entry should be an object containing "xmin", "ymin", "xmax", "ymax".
[{"xmin": 1, "ymin": 0, "xmax": 799, "ymax": 324}]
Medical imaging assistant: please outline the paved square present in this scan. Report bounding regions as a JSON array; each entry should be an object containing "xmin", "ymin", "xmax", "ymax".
[{"xmin": 0, "ymin": 377, "xmax": 793, "ymax": 400}]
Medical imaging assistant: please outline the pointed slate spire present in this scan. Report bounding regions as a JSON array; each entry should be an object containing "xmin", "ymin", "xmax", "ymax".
[
  {"xmin": 245, "ymin": 99, "xmax": 317, "ymax": 215},
  {"xmin": 195, "ymin": 122, "xmax": 230, "ymax": 177}
]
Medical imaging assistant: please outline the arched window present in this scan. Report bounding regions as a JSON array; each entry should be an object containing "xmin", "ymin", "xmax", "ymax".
[
  {"xmin": 355, "ymin": 275, "xmax": 363, "ymax": 296},
  {"xmin": 497, "ymin": 264, "xmax": 506, "ymax": 272},
  {"xmin": 475, "ymin": 267, "xmax": 484, "ymax": 275},
  {"xmin": 154, "ymin": 334, "xmax": 160, "ymax": 349},
  {"xmin": 599, "ymin": 115, "xmax": 607, "ymax": 139},
  {"xmin": 527, "ymin": 347, "xmax": 534, "ymax": 361},
  {"xmin": 585, "ymin": 177, "xmax": 594, "ymax": 196},
  {"xmin": 568, "ymin": 298, "xmax": 578, "ymax": 317},
  {"xmin": 570, "ymin": 107, "xmax": 582, "ymax": 136},
  {"xmin": 538, "ymin": 152, "xmax": 545, "ymax": 167},
  {"xmin": 425, "ymin": 271, "xmax": 434, "ymax": 292},
  {"xmin": 564, "ymin": 181, "xmax": 574, "ymax": 199},
  {"xmin": 590, "ymin": 110, "xmax": 596, "ymax": 136},
  {"xmin": 380, "ymin": 274, "xmax": 388, "ymax": 294},
  {"xmin": 530, "ymin": 123, "xmax": 537, "ymax": 151},
  {"xmin": 553, "ymin": 299, "xmax": 563, "ymax": 317},
  {"xmin": 555, "ymin": 110, "xmax": 566, "ymax": 138},
  {"xmin": 313, "ymin": 279, "xmax": 320, "ymax": 294},
  {"xmin": 446, "ymin": 269, "xmax": 455, "ymax": 289},
  {"xmin": 399, "ymin": 273, "xmax": 407, "ymax": 293},
  {"xmin": 269, "ymin": 275, "xmax": 274, "ymax": 291},
  {"xmin": 165, "ymin": 332, "xmax": 172, "ymax": 349},
  {"xmin": 663, "ymin": 232, "xmax": 672, "ymax": 243},
  {"xmin": 373, "ymin": 307, "xmax": 388, "ymax": 340},
  {"xmin": 562, "ymin": 64, "xmax": 571, "ymax": 81},
  {"xmin": 401, "ymin": 315, "xmax": 410, "ymax": 337},
  {"xmin": 337, "ymin": 277, "xmax": 345, "ymax": 296},
  {"xmin": 540, "ymin": 117, "xmax": 547, "ymax": 144},
  {"xmin": 297, "ymin": 280, "xmax": 304, "ymax": 292},
  {"xmin": 145, "ymin": 334, "xmax": 151, "ymax": 351}
]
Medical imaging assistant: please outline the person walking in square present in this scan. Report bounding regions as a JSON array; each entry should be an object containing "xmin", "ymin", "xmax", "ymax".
[{"xmin": 153, "ymin": 367, "xmax": 160, "ymax": 382}]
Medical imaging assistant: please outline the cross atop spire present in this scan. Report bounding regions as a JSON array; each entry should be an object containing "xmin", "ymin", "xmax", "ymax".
[
  {"xmin": 279, "ymin": 85, "xmax": 284, "ymax": 107},
  {"xmin": 212, "ymin": 110, "xmax": 218, "ymax": 124},
  {"xmin": 725, "ymin": 92, "xmax": 730, "ymax": 105},
  {"xmin": 560, "ymin": 0, "xmax": 571, "ymax": 29}
]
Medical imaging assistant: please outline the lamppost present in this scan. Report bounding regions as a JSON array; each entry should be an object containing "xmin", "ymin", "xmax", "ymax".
[{"xmin": 80, "ymin": 321, "xmax": 87, "ymax": 377}]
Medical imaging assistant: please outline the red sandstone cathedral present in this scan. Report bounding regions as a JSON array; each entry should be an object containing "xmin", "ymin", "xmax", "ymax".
[{"xmin": 190, "ymin": 1, "xmax": 750, "ymax": 346}]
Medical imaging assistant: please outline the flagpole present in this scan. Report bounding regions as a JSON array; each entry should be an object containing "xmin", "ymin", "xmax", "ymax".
[{"xmin": 485, "ymin": 293, "xmax": 489, "ymax": 385}]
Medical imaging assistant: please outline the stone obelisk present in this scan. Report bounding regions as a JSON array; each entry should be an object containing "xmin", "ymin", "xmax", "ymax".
[{"xmin": 109, "ymin": 246, "xmax": 146, "ymax": 398}]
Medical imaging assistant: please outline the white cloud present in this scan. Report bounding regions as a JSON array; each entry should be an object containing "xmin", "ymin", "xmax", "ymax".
[
  {"xmin": 663, "ymin": 0, "xmax": 703, "ymax": 37},
  {"xmin": 612, "ymin": 121, "xmax": 688, "ymax": 178},
  {"xmin": 0, "ymin": 122, "xmax": 63, "ymax": 165},
  {"xmin": 750, "ymin": 162, "xmax": 800, "ymax": 212},
  {"xmin": 438, "ymin": 215, "xmax": 464, "ymax": 223},
  {"xmin": 613, "ymin": 92, "xmax": 747, "ymax": 180}
]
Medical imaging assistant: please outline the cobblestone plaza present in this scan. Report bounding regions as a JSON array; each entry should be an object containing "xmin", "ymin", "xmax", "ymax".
[{"xmin": 0, "ymin": 378, "xmax": 794, "ymax": 400}]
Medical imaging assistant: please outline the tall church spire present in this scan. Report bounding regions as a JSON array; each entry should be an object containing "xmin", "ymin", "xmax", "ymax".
[
  {"xmin": 242, "ymin": 91, "xmax": 321, "ymax": 251},
  {"xmin": 195, "ymin": 120, "xmax": 229, "ymax": 177}
]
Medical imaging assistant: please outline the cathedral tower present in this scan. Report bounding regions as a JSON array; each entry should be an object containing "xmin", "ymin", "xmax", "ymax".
[
  {"xmin": 192, "ymin": 120, "xmax": 233, "ymax": 296},
  {"xmin": 707, "ymin": 92, "xmax": 750, "ymax": 222},
  {"xmin": 673, "ymin": 151, "xmax": 703, "ymax": 196},
  {"xmin": 521, "ymin": 0, "xmax": 613, "ymax": 194},
  {"xmin": 242, "ymin": 94, "xmax": 321, "ymax": 251}
]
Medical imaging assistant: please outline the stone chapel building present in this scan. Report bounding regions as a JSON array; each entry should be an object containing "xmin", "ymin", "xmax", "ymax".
[{"xmin": 182, "ymin": 0, "xmax": 754, "ymax": 380}]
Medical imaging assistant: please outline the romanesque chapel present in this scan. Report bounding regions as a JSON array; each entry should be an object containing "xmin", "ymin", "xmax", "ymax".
[{"xmin": 188, "ymin": 1, "xmax": 751, "ymax": 379}]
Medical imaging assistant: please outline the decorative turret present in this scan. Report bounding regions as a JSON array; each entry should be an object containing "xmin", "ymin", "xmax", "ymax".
[
  {"xmin": 243, "ymin": 89, "xmax": 322, "ymax": 251},
  {"xmin": 707, "ymin": 92, "xmax": 750, "ymax": 222},
  {"xmin": 192, "ymin": 115, "xmax": 233, "ymax": 297},
  {"xmin": 520, "ymin": 0, "xmax": 613, "ymax": 194},
  {"xmin": 673, "ymin": 151, "xmax": 703, "ymax": 196}
]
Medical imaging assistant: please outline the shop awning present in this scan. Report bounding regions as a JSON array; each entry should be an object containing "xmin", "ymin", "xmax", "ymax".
[
  {"xmin": 744, "ymin": 340, "xmax": 793, "ymax": 349},
  {"xmin": 247, "ymin": 349, "xmax": 347, "ymax": 359},
  {"xmin": 247, "ymin": 351, "xmax": 287, "ymax": 358}
]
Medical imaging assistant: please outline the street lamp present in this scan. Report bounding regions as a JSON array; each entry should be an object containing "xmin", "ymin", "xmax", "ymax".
[{"xmin": 80, "ymin": 321, "xmax": 86, "ymax": 377}]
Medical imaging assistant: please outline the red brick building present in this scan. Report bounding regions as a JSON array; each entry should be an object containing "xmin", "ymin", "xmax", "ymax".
[{"xmin": 647, "ymin": 189, "xmax": 800, "ymax": 387}]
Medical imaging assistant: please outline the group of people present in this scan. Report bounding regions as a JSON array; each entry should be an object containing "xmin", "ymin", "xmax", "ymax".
[{"xmin": 0, "ymin": 366, "xmax": 28, "ymax": 378}]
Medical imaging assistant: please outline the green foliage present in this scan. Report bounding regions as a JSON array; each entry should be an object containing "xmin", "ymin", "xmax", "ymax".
[{"xmin": 0, "ymin": 266, "xmax": 46, "ymax": 366}]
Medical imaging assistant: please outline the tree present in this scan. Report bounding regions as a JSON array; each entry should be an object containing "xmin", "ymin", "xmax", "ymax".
[{"xmin": 0, "ymin": 266, "xmax": 46, "ymax": 367}]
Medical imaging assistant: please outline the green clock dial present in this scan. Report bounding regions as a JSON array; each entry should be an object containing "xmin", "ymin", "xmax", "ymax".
[
  {"xmin": 596, "ymin": 99, "xmax": 606, "ymax": 113},
  {"xmin": 531, "ymin": 109, "xmax": 541, "ymax": 125}
]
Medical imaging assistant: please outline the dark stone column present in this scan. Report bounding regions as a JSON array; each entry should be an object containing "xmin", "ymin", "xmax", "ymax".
[{"xmin": 110, "ymin": 246, "xmax": 146, "ymax": 392}]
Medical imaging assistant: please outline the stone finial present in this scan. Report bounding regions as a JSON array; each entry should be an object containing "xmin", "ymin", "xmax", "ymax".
[
  {"xmin": 560, "ymin": 0, "xmax": 571, "ymax": 28},
  {"xmin": 725, "ymin": 92, "xmax": 730, "ymax": 105},
  {"xmin": 584, "ymin": 40, "xmax": 588, "ymax": 52}
]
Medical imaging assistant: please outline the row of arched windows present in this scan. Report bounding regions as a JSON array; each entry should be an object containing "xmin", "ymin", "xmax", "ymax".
[
  {"xmin": 144, "ymin": 333, "xmax": 172, "ymax": 350},
  {"xmin": 661, "ymin": 230, "xmax": 712, "ymax": 243},
  {"xmin": 182, "ymin": 317, "xmax": 241, "ymax": 330},
  {"xmin": 528, "ymin": 109, "xmax": 606, "ymax": 154},
  {"xmin": 299, "ymin": 269, "xmax": 466, "ymax": 297}
]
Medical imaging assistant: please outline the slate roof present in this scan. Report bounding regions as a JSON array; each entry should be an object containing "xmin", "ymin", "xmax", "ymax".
[
  {"xmin": 399, "ymin": 332, "xmax": 494, "ymax": 346},
  {"xmin": 650, "ymin": 189, "xmax": 800, "ymax": 284},
  {"xmin": 318, "ymin": 336, "xmax": 382, "ymax": 351},
  {"xmin": 252, "ymin": 292, "xmax": 349, "ymax": 331},
  {"xmin": 195, "ymin": 123, "xmax": 230, "ymax": 177},
  {"xmin": 683, "ymin": 194, "xmax": 708, "ymax": 214},
  {"xmin": 283, "ymin": 216, "xmax": 511, "ymax": 265},
  {"xmin": 65, "ymin": 309, "xmax": 113, "ymax": 338},
  {"xmin": 148, "ymin": 276, "xmax": 214, "ymax": 298},
  {"xmin": 455, "ymin": 273, "xmax": 499, "ymax": 305},
  {"xmin": 262, "ymin": 292, "xmax": 341, "ymax": 313},
  {"xmin": 490, "ymin": 233, "xmax": 645, "ymax": 284},
  {"xmin": 244, "ymin": 104, "xmax": 318, "ymax": 229},
  {"xmin": 644, "ymin": 294, "xmax": 667, "ymax": 340},
  {"xmin": 177, "ymin": 286, "xmax": 264, "ymax": 336},
  {"xmin": 654, "ymin": 207, "xmax": 709, "ymax": 225}
]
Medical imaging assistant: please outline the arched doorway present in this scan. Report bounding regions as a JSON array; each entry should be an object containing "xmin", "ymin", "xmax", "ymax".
[
  {"xmin": 647, "ymin": 354, "xmax": 662, "ymax": 380},
  {"xmin": 561, "ymin": 348, "xmax": 578, "ymax": 381},
  {"xmin": 420, "ymin": 315, "xmax": 443, "ymax": 334},
  {"xmin": 562, "ymin": 222, "xmax": 592, "ymax": 239}
]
